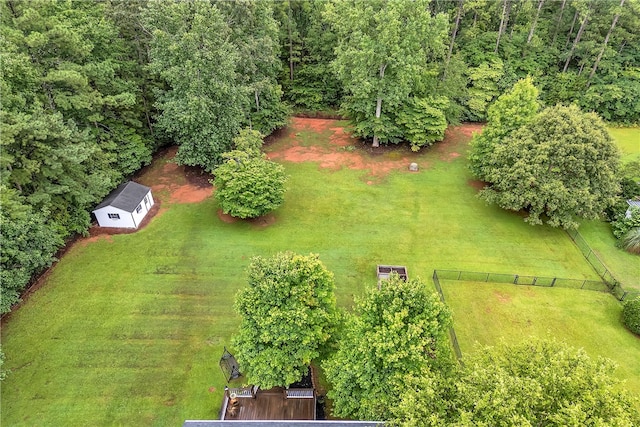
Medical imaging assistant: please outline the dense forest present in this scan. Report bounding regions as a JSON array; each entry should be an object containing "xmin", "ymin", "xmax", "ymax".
[{"xmin": 1, "ymin": 0, "xmax": 639, "ymax": 314}]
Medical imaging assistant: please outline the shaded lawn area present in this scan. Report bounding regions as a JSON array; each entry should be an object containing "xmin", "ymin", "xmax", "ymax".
[
  {"xmin": 609, "ymin": 127, "xmax": 640, "ymax": 165},
  {"xmin": 441, "ymin": 280, "xmax": 640, "ymax": 398},
  {"xmin": 574, "ymin": 128, "xmax": 640, "ymax": 292},
  {"xmin": 0, "ymin": 121, "xmax": 611, "ymax": 426},
  {"xmin": 579, "ymin": 220, "xmax": 640, "ymax": 292}
]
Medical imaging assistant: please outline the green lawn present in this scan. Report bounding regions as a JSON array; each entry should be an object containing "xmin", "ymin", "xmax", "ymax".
[
  {"xmin": 579, "ymin": 220, "xmax": 640, "ymax": 292},
  {"xmin": 441, "ymin": 280, "xmax": 640, "ymax": 397},
  {"xmin": 0, "ymin": 122, "xmax": 633, "ymax": 426},
  {"xmin": 609, "ymin": 127, "xmax": 640, "ymax": 165},
  {"xmin": 574, "ymin": 128, "xmax": 640, "ymax": 292}
]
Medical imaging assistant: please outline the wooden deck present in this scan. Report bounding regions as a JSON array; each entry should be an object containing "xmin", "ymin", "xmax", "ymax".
[{"xmin": 221, "ymin": 387, "xmax": 315, "ymax": 420}]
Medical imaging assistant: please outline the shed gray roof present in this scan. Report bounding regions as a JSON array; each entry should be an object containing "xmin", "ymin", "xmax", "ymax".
[
  {"xmin": 94, "ymin": 181, "xmax": 151, "ymax": 212},
  {"xmin": 627, "ymin": 200, "xmax": 640, "ymax": 208}
]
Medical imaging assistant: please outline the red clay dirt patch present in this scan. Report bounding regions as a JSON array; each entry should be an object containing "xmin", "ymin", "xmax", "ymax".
[
  {"xmin": 266, "ymin": 118, "xmax": 481, "ymax": 179},
  {"xmin": 217, "ymin": 209, "xmax": 237, "ymax": 224},
  {"xmin": 135, "ymin": 146, "xmax": 214, "ymax": 205},
  {"xmin": 468, "ymin": 179, "xmax": 486, "ymax": 191}
]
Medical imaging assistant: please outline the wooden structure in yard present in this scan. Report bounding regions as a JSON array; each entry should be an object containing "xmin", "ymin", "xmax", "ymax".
[
  {"xmin": 221, "ymin": 386, "xmax": 316, "ymax": 420},
  {"xmin": 377, "ymin": 265, "xmax": 408, "ymax": 288}
]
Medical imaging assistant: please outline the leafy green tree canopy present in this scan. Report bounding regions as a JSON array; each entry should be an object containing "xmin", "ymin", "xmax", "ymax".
[
  {"xmin": 233, "ymin": 252, "xmax": 339, "ymax": 389},
  {"xmin": 480, "ymin": 104, "xmax": 621, "ymax": 229},
  {"xmin": 395, "ymin": 339, "xmax": 640, "ymax": 426},
  {"xmin": 213, "ymin": 129, "xmax": 287, "ymax": 219},
  {"xmin": 324, "ymin": 274, "xmax": 452, "ymax": 421},
  {"xmin": 324, "ymin": 0, "xmax": 449, "ymax": 147},
  {"xmin": 469, "ymin": 76, "xmax": 541, "ymax": 181},
  {"xmin": 144, "ymin": 0, "xmax": 245, "ymax": 171}
]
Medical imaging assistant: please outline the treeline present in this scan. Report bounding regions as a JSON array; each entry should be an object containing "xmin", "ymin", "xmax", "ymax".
[
  {"xmin": 1, "ymin": 0, "xmax": 639, "ymax": 314},
  {"xmin": 281, "ymin": 0, "xmax": 640, "ymax": 123}
]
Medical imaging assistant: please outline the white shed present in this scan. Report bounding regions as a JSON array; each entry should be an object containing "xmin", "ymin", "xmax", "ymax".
[{"xmin": 93, "ymin": 181, "xmax": 154, "ymax": 228}]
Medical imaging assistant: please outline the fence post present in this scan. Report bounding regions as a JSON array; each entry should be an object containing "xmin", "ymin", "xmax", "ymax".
[
  {"xmin": 457, "ymin": 271, "xmax": 461, "ymax": 280},
  {"xmin": 513, "ymin": 275, "xmax": 519, "ymax": 285},
  {"xmin": 581, "ymin": 280, "xmax": 586, "ymax": 289},
  {"xmin": 532, "ymin": 277, "xmax": 537, "ymax": 286},
  {"xmin": 486, "ymin": 273, "xmax": 490, "ymax": 282},
  {"xmin": 550, "ymin": 277, "xmax": 556, "ymax": 287}
]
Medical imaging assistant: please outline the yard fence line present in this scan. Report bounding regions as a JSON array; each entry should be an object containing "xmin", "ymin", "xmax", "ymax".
[
  {"xmin": 433, "ymin": 269, "xmax": 636, "ymax": 301},
  {"xmin": 566, "ymin": 229, "xmax": 638, "ymax": 301},
  {"xmin": 432, "ymin": 271, "xmax": 463, "ymax": 363},
  {"xmin": 432, "ymin": 266, "xmax": 639, "ymax": 362}
]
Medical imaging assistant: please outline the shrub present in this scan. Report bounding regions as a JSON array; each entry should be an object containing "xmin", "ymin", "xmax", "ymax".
[
  {"xmin": 622, "ymin": 297, "xmax": 640, "ymax": 335},
  {"xmin": 621, "ymin": 228, "xmax": 640, "ymax": 255},
  {"xmin": 612, "ymin": 207, "xmax": 640, "ymax": 239}
]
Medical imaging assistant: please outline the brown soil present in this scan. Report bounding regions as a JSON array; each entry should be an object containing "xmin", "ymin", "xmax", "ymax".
[
  {"xmin": 468, "ymin": 179, "xmax": 486, "ymax": 191},
  {"xmin": 494, "ymin": 291, "xmax": 513, "ymax": 303},
  {"xmin": 266, "ymin": 117, "xmax": 482, "ymax": 179},
  {"xmin": 4, "ymin": 119, "xmax": 482, "ymax": 319}
]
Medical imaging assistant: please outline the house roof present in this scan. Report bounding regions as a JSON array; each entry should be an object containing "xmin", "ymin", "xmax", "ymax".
[
  {"xmin": 627, "ymin": 200, "xmax": 640, "ymax": 209},
  {"xmin": 94, "ymin": 181, "xmax": 151, "ymax": 212}
]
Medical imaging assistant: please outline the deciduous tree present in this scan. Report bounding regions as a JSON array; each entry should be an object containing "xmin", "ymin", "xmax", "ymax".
[
  {"xmin": 480, "ymin": 104, "xmax": 620, "ymax": 229},
  {"xmin": 324, "ymin": 0, "xmax": 449, "ymax": 147},
  {"xmin": 324, "ymin": 275, "xmax": 452, "ymax": 420},
  {"xmin": 213, "ymin": 129, "xmax": 287, "ymax": 219},
  {"xmin": 233, "ymin": 252, "xmax": 338, "ymax": 389},
  {"xmin": 395, "ymin": 339, "xmax": 640, "ymax": 426},
  {"xmin": 469, "ymin": 76, "xmax": 540, "ymax": 181},
  {"xmin": 144, "ymin": 0, "xmax": 244, "ymax": 171}
]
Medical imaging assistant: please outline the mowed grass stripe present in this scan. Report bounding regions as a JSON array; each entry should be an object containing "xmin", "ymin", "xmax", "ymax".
[
  {"xmin": 1, "ymin": 123, "xmax": 626, "ymax": 426},
  {"xmin": 441, "ymin": 280, "xmax": 640, "ymax": 397}
]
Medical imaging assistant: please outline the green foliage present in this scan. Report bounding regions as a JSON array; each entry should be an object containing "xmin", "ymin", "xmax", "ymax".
[
  {"xmin": 469, "ymin": 76, "xmax": 540, "ymax": 181},
  {"xmin": 623, "ymin": 297, "xmax": 640, "ymax": 335},
  {"xmin": 396, "ymin": 97, "xmax": 448, "ymax": 151},
  {"xmin": 0, "ymin": 346, "xmax": 7, "ymax": 382},
  {"xmin": 213, "ymin": 129, "xmax": 287, "ymax": 219},
  {"xmin": 464, "ymin": 58, "xmax": 506, "ymax": 122},
  {"xmin": 324, "ymin": 0, "xmax": 449, "ymax": 145},
  {"xmin": 233, "ymin": 252, "xmax": 339, "ymax": 389},
  {"xmin": 0, "ymin": 0, "xmax": 155, "ymax": 312},
  {"xmin": 0, "ymin": 188, "xmax": 63, "ymax": 313},
  {"xmin": 324, "ymin": 275, "xmax": 452, "ymax": 421},
  {"xmin": 394, "ymin": 339, "xmax": 640, "ymax": 426},
  {"xmin": 480, "ymin": 104, "xmax": 621, "ymax": 230},
  {"xmin": 217, "ymin": 1, "xmax": 290, "ymax": 135},
  {"xmin": 612, "ymin": 207, "xmax": 640, "ymax": 239},
  {"xmin": 144, "ymin": 1, "xmax": 245, "ymax": 172},
  {"xmin": 275, "ymin": 0, "xmax": 343, "ymax": 110},
  {"xmin": 621, "ymin": 228, "xmax": 640, "ymax": 255}
]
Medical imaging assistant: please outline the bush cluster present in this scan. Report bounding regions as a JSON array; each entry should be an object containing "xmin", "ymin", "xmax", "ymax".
[{"xmin": 622, "ymin": 297, "xmax": 640, "ymax": 335}]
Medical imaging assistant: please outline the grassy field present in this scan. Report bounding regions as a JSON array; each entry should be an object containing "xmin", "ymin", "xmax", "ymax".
[
  {"xmin": 0, "ymin": 121, "xmax": 633, "ymax": 426},
  {"xmin": 441, "ymin": 280, "xmax": 640, "ymax": 397},
  {"xmin": 609, "ymin": 127, "xmax": 640, "ymax": 165},
  {"xmin": 579, "ymin": 220, "xmax": 640, "ymax": 292},
  {"xmin": 574, "ymin": 128, "xmax": 640, "ymax": 292}
]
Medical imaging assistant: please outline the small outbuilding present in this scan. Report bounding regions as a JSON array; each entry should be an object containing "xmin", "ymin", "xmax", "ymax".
[{"xmin": 93, "ymin": 181, "xmax": 154, "ymax": 228}]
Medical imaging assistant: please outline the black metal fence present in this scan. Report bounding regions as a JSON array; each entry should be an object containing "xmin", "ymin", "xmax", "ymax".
[
  {"xmin": 432, "ymin": 271, "xmax": 463, "ymax": 363},
  {"xmin": 431, "ymin": 266, "xmax": 634, "ymax": 362},
  {"xmin": 566, "ymin": 228, "xmax": 637, "ymax": 301}
]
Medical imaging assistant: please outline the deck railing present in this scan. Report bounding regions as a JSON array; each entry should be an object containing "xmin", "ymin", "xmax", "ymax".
[{"xmin": 285, "ymin": 388, "xmax": 315, "ymax": 399}]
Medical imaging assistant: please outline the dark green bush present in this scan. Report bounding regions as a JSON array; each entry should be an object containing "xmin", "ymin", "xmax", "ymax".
[{"xmin": 622, "ymin": 297, "xmax": 640, "ymax": 335}]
